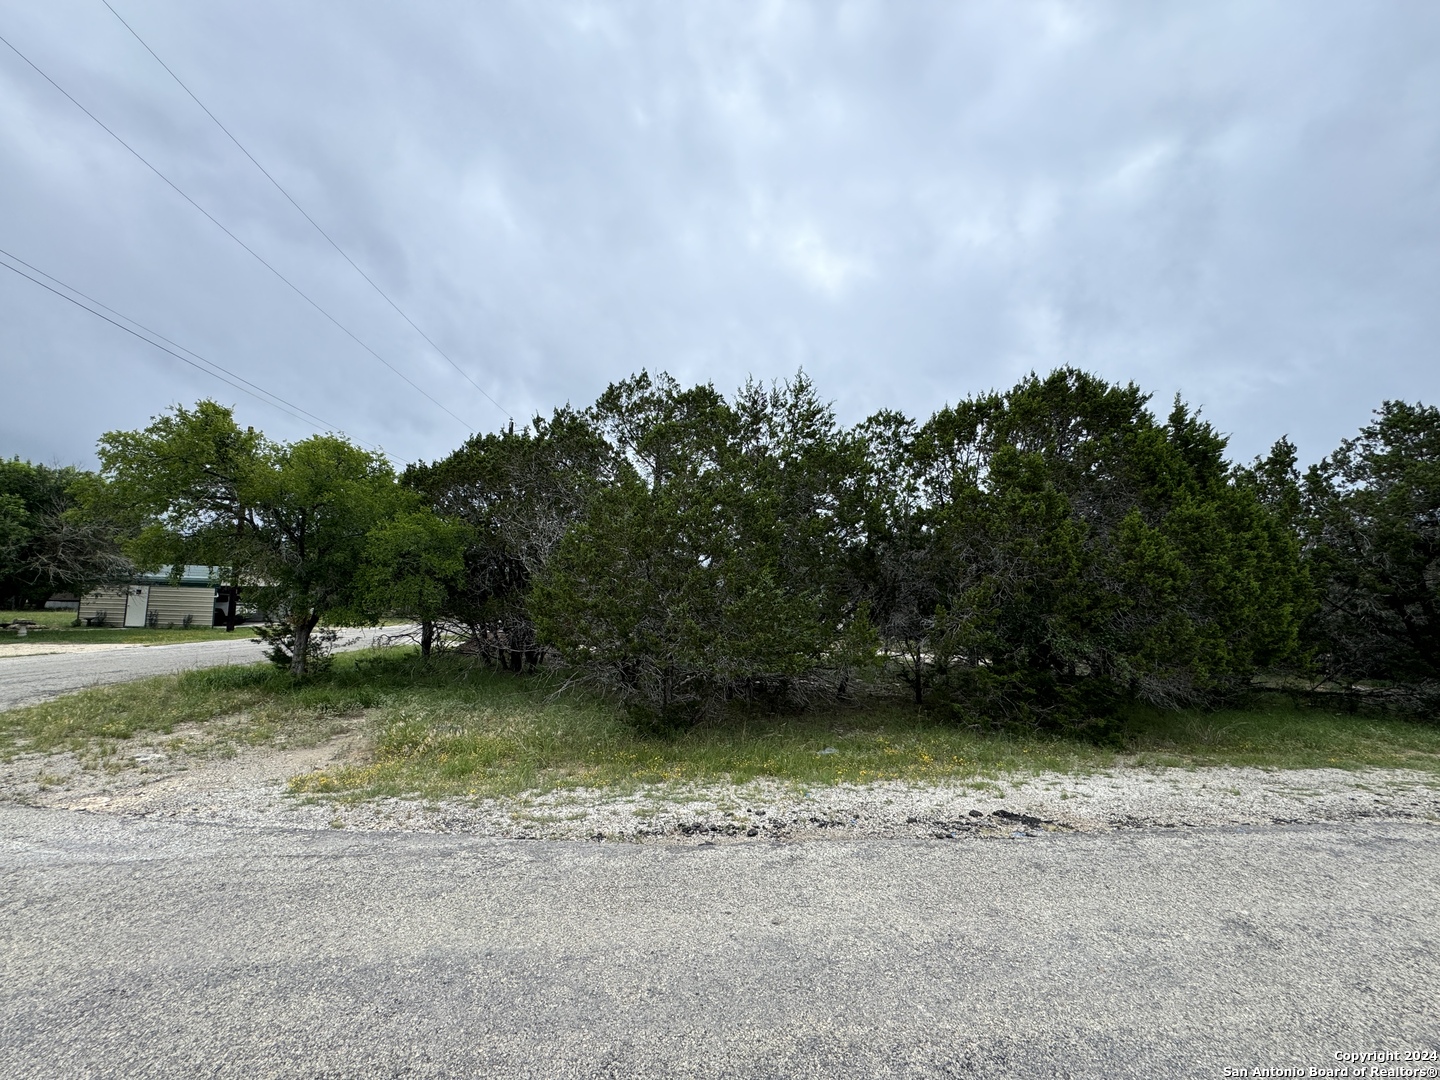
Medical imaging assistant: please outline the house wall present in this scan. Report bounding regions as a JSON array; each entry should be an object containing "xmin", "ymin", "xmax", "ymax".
[
  {"xmin": 146, "ymin": 586, "xmax": 218, "ymax": 628},
  {"xmin": 78, "ymin": 586, "xmax": 218, "ymax": 627},
  {"xmin": 78, "ymin": 588, "xmax": 128, "ymax": 626}
]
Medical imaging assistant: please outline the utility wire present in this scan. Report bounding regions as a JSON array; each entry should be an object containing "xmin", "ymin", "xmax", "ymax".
[
  {"xmin": 2, "ymin": 245, "xmax": 335, "ymax": 433},
  {"xmin": 0, "ymin": 29, "xmax": 474, "ymax": 435},
  {"xmin": 102, "ymin": 0, "xmax": 511, "ymax": 424},
  {"xmin": 0, "ymin": 253, "xmax": 322, "ymax": 431},
  {"xmin": 0, "ymin": 247, "xmax": 401, "ymax": 466}
]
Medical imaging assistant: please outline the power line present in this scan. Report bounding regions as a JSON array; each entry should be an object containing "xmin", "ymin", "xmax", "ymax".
[
  {"xmin": 0, "ymin": 246, "xmax": 401, "ymax": 466},
  {"xmin": 0, "ymin": 29, "xmax": 475, "ymax": 435},
  {"xmin": 0, "ymin": 251, "xmax": 319, "ymax": 431},
  {"xmin": 102, "ymin": 0, "xmax": 512, "ymax": 424},
  {"xmin": 2, "ymin": 246, "xmax": 334, "ymax": 433}
]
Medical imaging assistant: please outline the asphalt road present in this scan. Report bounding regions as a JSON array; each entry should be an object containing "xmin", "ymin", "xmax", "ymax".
[
  {"xmin": 0, "ymin": 626, "xmax": 415, "ymax": 711},
  {"xmin": 2, "ymin": 807, "xmax": 1436, "ymax": 1079}
]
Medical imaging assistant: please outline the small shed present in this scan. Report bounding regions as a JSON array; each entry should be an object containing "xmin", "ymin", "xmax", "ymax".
[{"xmin": 79, "ymin": 566, "xmax": 228, "ymax": 629}]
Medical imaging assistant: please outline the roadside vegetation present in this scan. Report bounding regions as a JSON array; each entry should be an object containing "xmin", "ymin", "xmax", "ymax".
[
  {"xmin": 3, "ymin": 367, "xmax": 1437, "ymax": 805},
  {"xmin": 2, "ymin": 649, "xmax": 1437, "ymax": 801}
]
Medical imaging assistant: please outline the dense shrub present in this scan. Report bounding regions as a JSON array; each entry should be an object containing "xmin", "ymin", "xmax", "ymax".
[
  {"xmin": 532, "ymin": 373, "xmax": 875, "ymax": 727},
  {"xmin": 1302, "ymin": 400, "xmax": 1440, "ymax": 708},
  {"xmin": 860, "ymin": 370, "xmax": 1306, "ymax": 724}
]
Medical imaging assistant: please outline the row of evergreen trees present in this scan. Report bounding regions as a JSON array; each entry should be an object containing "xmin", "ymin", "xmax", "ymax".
[
  {"xmin": 5, "ymin": 368, "xmax": 1437, "ymax": 724},
  {"xmin": 409, "ymin": 368, "xmax": 1440, "ymax": 724}
]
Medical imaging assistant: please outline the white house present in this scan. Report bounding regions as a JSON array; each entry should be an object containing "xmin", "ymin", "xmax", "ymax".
[{"xmin": 78, "ymin": 565, "xmax": 234, "ymax": 628}]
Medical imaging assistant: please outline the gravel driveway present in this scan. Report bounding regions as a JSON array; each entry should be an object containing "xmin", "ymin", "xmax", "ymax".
[
  {"xmin": 0, "ymin": 626, "xmax": 416, "ymax": 711},
  {"xmin": 2, "ymin": 806, "xmax": 1436, "ymax": 1079}
]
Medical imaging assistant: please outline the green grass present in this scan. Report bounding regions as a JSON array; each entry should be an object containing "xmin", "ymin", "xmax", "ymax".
[
  {"xmin": 2, "ymin": 649, "xmax": 1437, "ymax": 800},
  {"xmin": 1, "ymin": 609, "xmax": 86, "ymax": 629},
  {"xmin": 0, "ymin": 650, "xmax": 396, "ymax": 765},
  {"xmin": 1, "ymin": 609, "xmax": 255, "ymax": 646},
  {"xmin": 10, "ymin": 627, "xmax": 255, "ymax": 645}
]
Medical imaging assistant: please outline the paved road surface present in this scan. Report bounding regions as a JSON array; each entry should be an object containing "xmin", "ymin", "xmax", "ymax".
[
  {"xmin": 0, "ymin": 626, "xmax": 416, "ymax": 711},
  {"xmin": 2, "ymin": 807, "xmax": 1435, "ymax": 1078}
]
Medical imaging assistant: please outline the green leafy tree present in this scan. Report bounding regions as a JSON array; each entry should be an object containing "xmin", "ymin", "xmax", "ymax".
[
  {"xmin": 533, "ymin": 372, "xmax": 875, "ymax": 727},
  {"xmin": 242, "ymin": 435, "xmax": 397, "ymax": 674},
  {"xmin": 0, "ymin": 486, "xmax": 33, "ymax": 602},
  {"xmin": 403, "ymin": 408, "xmax": 612, "ymax": 669},
  {"xmin": 1302, "ymin": 401, "xmax": 1440, "ymax": 702},
  {"xmin": 0, "ymin": 458, "xmax": 130, "ymax": 609},
  {"xmin": 95, "ymin": 402, "xmax": 396, "ymax": 674},
  {"xmin": 881, "ymin": 370, "xmax": 1305, "ymax": 722},
  {"xmin": 93, "ymin": 400, "xmax": 264, "ymax": 629},
  {"xmin": 359, "ymin": 508, "xmax": 471, "ymax": 658}
]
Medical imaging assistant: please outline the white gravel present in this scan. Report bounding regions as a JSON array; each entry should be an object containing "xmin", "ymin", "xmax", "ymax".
[{"xmin": 4, "ymin": 730, "xmax": 1437, "ymax": 841}]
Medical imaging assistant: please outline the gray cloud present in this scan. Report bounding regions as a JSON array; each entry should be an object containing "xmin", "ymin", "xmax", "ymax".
[{"xmin": 2, "ymin": 0, "xmax": 1438, "ymax": 468}]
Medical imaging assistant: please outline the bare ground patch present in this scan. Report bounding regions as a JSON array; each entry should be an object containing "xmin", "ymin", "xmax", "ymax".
[
  {"xmin": 0, "ymin": 721, "xmax": 369, "ymax": 828},
  {"xmin": 307, "ymin": 763, "xmax": 1440, "ymax": 841},
  {"xmin": 3, "ymin": 726, "xmax": 1437, "ymax": 841}
]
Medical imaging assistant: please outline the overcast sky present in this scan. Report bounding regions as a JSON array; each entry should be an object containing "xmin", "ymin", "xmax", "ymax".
[{"xmin": 2, "ymin": 0, "xmax": 1437, "ymax": 470}]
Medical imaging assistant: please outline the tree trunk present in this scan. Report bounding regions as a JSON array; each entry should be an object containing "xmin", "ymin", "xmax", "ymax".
[
  {"xmin": 227, "ymin": 504, "xmax": 244, "ymax": 632},
  {"xmin": 290, "ymin": 612, "xmax": 319, "ymax": 677},
  {"xmin": 420, "ymin": 618, "xmax": 434, "ymax": 659}
]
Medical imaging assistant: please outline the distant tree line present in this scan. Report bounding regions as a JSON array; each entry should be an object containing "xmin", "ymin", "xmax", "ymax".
[
  {"xmin": 6, "ymin": 368, "xmax": 1437, "ymax": 722},
  {"xmin": 0, "ymin": 458, "xmax": 130, "ymax": 609}
]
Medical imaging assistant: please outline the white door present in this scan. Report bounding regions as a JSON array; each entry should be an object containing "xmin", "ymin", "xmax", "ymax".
[{"xmin": 123, "ymin": 585, "xmax": 150, "ymax": 627}]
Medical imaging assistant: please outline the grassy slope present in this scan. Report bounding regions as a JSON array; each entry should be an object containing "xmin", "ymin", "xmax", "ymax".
[{"xmin": 2, "ymin": 650, "xmax": 1438, "ymax": 799}]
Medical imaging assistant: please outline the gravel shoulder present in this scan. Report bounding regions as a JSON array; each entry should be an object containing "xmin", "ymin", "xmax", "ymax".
[{"xmin": 5, "ymin": 723, "xmax": 1437, "ymax": 840}]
